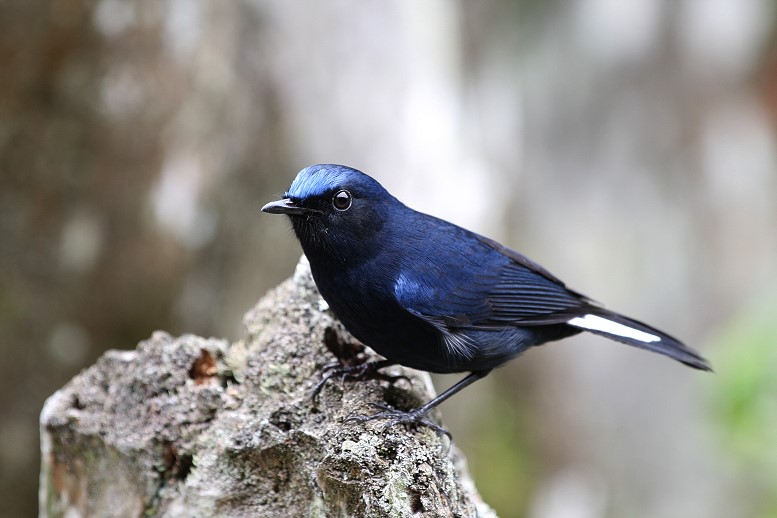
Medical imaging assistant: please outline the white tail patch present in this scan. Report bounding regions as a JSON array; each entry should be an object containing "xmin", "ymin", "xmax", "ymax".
[{"xmin": 568, "ymin": 314, "xmax": 661, "ymax": 343}]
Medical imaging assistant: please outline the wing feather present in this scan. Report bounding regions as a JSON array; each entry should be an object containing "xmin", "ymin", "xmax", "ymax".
[{"xmin": 394, "ymin": 231, "xmax": 594, "ymax": 329}]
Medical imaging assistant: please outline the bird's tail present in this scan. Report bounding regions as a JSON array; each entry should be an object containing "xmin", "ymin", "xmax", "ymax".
[{"xmin": 566, "ymin": 308, "xmax": 712, "ymax": 371}]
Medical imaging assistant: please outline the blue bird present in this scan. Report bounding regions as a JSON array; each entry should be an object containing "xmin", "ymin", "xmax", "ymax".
[{"xmin": 262, "ymin": 164, "xmax": 711, "ymax": 436}]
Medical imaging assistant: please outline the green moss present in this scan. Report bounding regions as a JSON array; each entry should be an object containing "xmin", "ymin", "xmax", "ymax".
[
  {"xmin": 383, "ymin": 475, "xmax": 411, "ymax": 517},
  {"xmin": 259, "ymin": 363, "xmax": 292, "ymax": 394}
]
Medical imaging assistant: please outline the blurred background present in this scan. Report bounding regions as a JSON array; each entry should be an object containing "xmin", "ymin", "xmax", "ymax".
[{"xmin": 2, "ymin": 0, "xmax": 777, "ymax": 517}]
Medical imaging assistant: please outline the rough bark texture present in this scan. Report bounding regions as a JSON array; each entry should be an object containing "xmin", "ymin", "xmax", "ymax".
[{"xmin": 40, "ymin": 257, "xmax": 496, "ymax": 518}]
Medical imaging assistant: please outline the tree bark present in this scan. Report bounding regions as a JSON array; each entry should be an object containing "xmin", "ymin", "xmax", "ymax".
[{"xmin": 40, "ymin": 257, "xmax": 496, "ymax": 518}]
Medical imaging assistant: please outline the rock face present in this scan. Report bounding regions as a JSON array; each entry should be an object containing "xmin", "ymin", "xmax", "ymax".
[{"xmin": 40, "ymin": 258, "xmax": 496, "ymax": 517}]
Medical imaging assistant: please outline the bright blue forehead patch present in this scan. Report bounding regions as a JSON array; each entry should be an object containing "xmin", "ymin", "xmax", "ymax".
[
  {"xmin": 286, "ymin": 164, "xmax": 385, "ymax": 200},
  {"xmin": 286, "ymin": 164, "xmax": 355, "ymax": 199}
]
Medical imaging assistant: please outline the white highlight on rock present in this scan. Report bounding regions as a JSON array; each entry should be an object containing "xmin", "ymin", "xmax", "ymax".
[{"xmin": 568, "ymin": 314, "xmax": 661, "ymax": 343}]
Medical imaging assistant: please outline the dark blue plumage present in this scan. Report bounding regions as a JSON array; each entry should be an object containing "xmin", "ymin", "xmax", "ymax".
[{"xmin": 262, "ymin": 164, "xmax": 710, "ymax": 434}]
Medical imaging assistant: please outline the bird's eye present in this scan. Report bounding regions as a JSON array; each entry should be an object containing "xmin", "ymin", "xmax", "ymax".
[{"xmin": 332, "ymin": 190, "xmax": 352, "ymax": 211}]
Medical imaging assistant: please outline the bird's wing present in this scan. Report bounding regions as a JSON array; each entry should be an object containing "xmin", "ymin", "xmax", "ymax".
[
  {"xmin": 393, "ymin": 230, "xmax": 711, "ymax": 371},
  {"xmin": 391, "ymin": 231, "xmax": 590, "ymax": 361},
  {"xmin": 479, "ymin": 258, "xmax": 598, "ymax": 325},
  {"xmin": 391, "ymin": 246, "xmax": 584, "ymax": 363},
  {"xmin": 393, "ymin": 231, "xmax": 595, "ymax": 328}
]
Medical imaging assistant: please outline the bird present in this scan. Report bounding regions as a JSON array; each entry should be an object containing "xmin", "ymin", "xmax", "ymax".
[{"xmin": 261, "ymin": 164, "xmax": 711, "ymax": 436}]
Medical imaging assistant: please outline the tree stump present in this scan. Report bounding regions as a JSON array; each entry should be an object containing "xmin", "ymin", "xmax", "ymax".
[{"xmin": 40, "ymin": 257, "xmax": 496, "ymax": 517}]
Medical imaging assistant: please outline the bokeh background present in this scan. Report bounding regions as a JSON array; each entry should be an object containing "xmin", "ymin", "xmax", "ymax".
[{"xmin": 2, "ymin": 1, "xmax": 777, "ymax": 517}]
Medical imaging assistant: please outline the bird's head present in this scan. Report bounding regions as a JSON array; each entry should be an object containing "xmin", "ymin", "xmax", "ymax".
[{"xmin": 262, "ymin": 164, "xmax": 397, "ymax": 263}]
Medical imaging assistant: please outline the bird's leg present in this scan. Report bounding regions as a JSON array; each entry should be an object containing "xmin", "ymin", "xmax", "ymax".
[
  {"xmin": 312, "ymin": 359, "xmax": 407, "ymax": 402},
  {"xmin": 345, "ymin": 369, "xmax": 492, "ymax": 440}
]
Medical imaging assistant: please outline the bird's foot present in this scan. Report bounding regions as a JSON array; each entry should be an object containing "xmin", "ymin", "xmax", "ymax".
[
  {"xmin": 311, "ymin": 360, "xmax": 408, "ymax": 402},
  {"xmin": 345, "ymin": 402, "xmax": 452, "ymax": 442}
]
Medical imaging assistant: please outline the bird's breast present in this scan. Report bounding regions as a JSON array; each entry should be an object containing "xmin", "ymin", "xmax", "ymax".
[{"xmin": 308, "ymin": 260, "xmax": 452, "ymax": 370}]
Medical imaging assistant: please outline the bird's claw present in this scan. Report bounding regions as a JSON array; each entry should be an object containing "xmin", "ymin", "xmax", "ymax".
[
  {"xmin": 311, "ymin": 360, "xmax": 407, "ymax": 403},
  {"xmin": 344, "ymin": 403, "xmax": 452, "ymax": 442},
  {"xmin": 320, "ymin": 361, "xmax": 345, "ymax": 373}
]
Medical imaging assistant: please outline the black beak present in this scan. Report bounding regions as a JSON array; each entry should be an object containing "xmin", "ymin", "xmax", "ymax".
[{"xmin": 261, "ymin": 198, "xmax": 308, "ymax": 215}]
